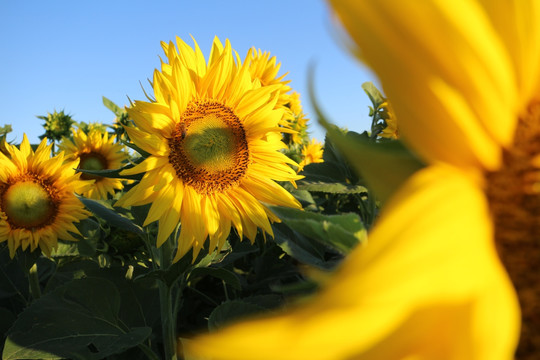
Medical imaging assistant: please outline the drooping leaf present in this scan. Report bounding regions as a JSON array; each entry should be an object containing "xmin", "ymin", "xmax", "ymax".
[
  {"xmin": 102, "ymin": 96, "xmax": 124, "ymax": 118},
  {"xmin": 207, "ymin": 300, "xmax": 267, "ymax": 331},
  {"xmin": 75, "ymin": 218, "xmax": 102, "ymax": 256},
  {"xmin": 309, "ymin": 67, "xmax": 425, "ymax": 202},
  {"xmin": 272, "ymin": 223, "xmax": 332, "ymax": 270},
  {"xmin": 362, "ymin": 81, "xmax": 386, "ymax": 109},
  {"xmin": 79, "ymin": 197, "xmax": 144, "ymax": 236},
  {"xmin": 3, "ymin": 277, "xmax": 151, "ymax": 360},
  {"xmin": 189, "ymin": 267, "xmax": 241, "ymax": 290},
  {"xmin": 297, "ymin": 181, "xmax": 368, "ymax": 194},
  {"xmin": 271, "ymin": 206, "xmax": 365, "ymax": 254},
  {"xmin": 0, "ymin": 307, "xmax": 16, "ymax": 349},
  {"xmin": 76, "ymin": 160, "xmax": 144, "ymax": 181}
]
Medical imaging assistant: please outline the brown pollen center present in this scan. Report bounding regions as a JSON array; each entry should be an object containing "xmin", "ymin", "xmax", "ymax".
[
  {"xmin": 79, "ymin": 151, "xmax": 108, "ymax": 180},
  {"xmin": 486, "ymin": 101, "xmax": 540, "ymax": 359},
  {"xmin": 0, "ymin": 173, "xmax": 60, "ymax": 229},
  {"xmin": 168, "ymin": 100, "xmax": 249, "ymax": 195}
]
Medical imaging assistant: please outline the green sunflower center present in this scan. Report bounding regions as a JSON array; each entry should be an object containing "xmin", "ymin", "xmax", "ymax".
[
  {"xmin": 79, "ymin": 152, "xmax": 108, "ymax": 180},
  {"xmin": 486, "ymin": 101, "xmax": 540, "ymax": 358},
  {"xmin": 168, "ymin": 100, "xmax": 249, "ymax": 194},
  {"xmin": 2, "ymin": 181, "xmax": 55, "ymax": 229},
  {"xmin": 183, "ymin": 113, "xmax": 237, "ymax": 172}
]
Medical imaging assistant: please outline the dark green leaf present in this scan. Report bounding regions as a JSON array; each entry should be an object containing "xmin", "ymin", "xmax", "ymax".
[
  {"xmin": 76, "ymin": 161, "xmax": 143, "ymax": 181},
  {"xmin": 207, "ymin": 300, "xmax": 266, "ymax": 331},
  {"xmin": 189, "ymin": 267, "xmax": 241, "ymax": 290},
  {"xmin": 134, "ymin": 249, "xmax": 193, "ymax": 287},
  {"xmin": 271, "ymin": 206, "xmax": 365, "ymax": 254},
  {"xmin": 79, "ymin": 197, "xmax": 144, "ymax": 236},
  {"xmin": 272, "ymin": 223, "xmax": 330, "ymax": 269},
  {"xmin": 297, "ymin": 181, "xmax": 368, "ymax": 194},
  {"xmin": 76, "ymin": 218, "xmax": 102, "ymax": 256},
  {"xmin": 3, "ymin": 278, "xmax": 151, "ymax": 360},
  {"xmin": 0, "ymin": 307, "xmax": 16, "ymax": 340},
  {"xmin": 309, "ymin": 67, "xmax": 425, "ymax": 202}
]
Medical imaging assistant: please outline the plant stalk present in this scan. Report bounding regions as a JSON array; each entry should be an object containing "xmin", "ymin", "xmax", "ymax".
[{"xmin": 158, "ymin": 238, "xmax": 177, "ymax": 360}]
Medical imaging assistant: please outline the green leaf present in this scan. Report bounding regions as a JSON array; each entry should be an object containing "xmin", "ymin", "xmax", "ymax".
[
  {"xmin": 272, "ymin": 223, "xmax": 332, "ymax": 270},
  {"xmin": 79, "ymin": 197, "xmax": 144, "ymax": 236},
  {"xmin": 207, "ymin": 300, "xmax": 266, "ymax": 331},
  {"xmin": 309, "ymin": 69, "xmax": 425, "ymax": 202},
  {"xmin": 102, "ymin": 96, "xmax": 124, "ymax": 117},
  {"xmin": 271, "ymin": 206, "xmax": 365, "ymax": 254},
  {"xmin": 76, "ymin": 160, "xmax": 144, "ymax": 181},
  {"xmin": 0, "ymin": 307, "xmax": 15, "ymax": 344},
  {"xmin": 3, "ymin": 277, "xmax": 151, "ymax": 360},
  {"xmin": 189, "ymin": 267, "xmax": 241, "ymax": 290},
  {"xmin": 76, "ymin": 218, "xmax": 102, "ymax": 257},
  {"xmin": 134, "ymin": 249, "xmax": 194, "ymax": 287},
  {"xmin": 298, "ymin": 162, "xmax": 349, "ymax": 183},
  {"xmin": 328, "ymin": 129, "xmax": 424, "ymax": 202},
  {"xmin": 362, "ymin": 81, "xmax": 386, "ymax": 109},
  {"xmin": 297, "ymin": 181, "xmax": 368, "ymax": 194}
]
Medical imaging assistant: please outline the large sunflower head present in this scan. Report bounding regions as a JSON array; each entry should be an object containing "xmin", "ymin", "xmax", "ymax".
[
  {"xmin": 58, "ymin": 128, "xmax": 128, "ymax": 199},
  {"xmin": 116, "ymin": 36, "xmax": 302, "ymax": 261},
  {"xmin": 0, "ymin": 135, "xmax": 92, "ymax": 258}
]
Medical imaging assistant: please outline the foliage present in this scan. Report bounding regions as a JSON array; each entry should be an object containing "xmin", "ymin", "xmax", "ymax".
[{"xmin": 0, "ymin": 80, "xmax": 404, "ymax": 359}]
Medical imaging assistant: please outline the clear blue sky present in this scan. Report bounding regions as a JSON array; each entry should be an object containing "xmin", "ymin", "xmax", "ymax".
[{"xmin": 0, "ymin": 0, "xmax": 377, "ymax": 145}]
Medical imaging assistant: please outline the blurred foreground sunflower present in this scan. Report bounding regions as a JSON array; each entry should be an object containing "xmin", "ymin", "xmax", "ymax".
[
  {"xmin": 116, "ymin": 37, "xmax": 302, "ymax": 261},
  {"xmin": 0, "ymin": 135, "xmax": 91, "ymax": 258},
  {"xmin": 183, "ymin": 0, "xmax": 540, "ymax": 359},
  {"xmin": 59, "ymin": 128, "xmax": 128, "ymax": 199}
]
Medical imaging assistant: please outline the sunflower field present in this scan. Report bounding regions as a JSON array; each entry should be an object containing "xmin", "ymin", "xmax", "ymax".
[{"xmin": 1, "ymin": 0, "xmax": 538, "ymax": 359}]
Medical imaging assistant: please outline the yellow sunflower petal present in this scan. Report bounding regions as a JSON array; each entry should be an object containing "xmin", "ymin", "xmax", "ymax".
[
  {"xmin": 58, "ymin": 127, "xmax": 129, "ymax": 199},
  {"xmin": 157, "ymin": 182, "xmax": 183, "ymax": 248},
  {"xmin": 329, "ymin": 0, "xmax": 517, "ymax": 171},
  {"xmin": 117, "ymin": 36, "xmax": 301, "ymax": 259},
  {"xmin": 481, "ymin": 0, "xmax": 540, "ymax": 104},
  {"xmin": 0, "ymin": 134, "xmax": 91, "ymax": 258},
  {"xmin": 184, "ymin": 164, "xmax": 519, "ymax": 360}
]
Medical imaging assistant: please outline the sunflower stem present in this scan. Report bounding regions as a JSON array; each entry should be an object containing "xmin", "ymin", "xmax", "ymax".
[
  {"xmin": 158, "ymin": 238, "xmax": 178, "ymax": 360},
  {"xmin": 138, "ymin": 342, "xmax": 161, "ymax": 360},
  {"xmin": 28, "ymin": 262, "xmax": 41, "ymax": 300}
]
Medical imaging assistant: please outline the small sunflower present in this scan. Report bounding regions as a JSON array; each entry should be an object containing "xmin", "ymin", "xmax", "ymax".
[
  {"xmin": 0, "ymin": 135, "xmax": 91, "ymax": 258},
  {"xmin": 377, "ymin": 102, "xmax": 399, "ymax": 140},
  {"xmin": 246, "ymin": 48, "xmax": 291, "ymax": 106},
  {"xmin": 287, "ymin": 92, "xmax": 303, "ymax": 116},
  {"xmin": 245, "ymin": 48, "xmax": 300, "ymax": 127},
  {"xmin": 298, "ymin": 139, "xmax": 324, "ymax": 171},
  {"xmin": 59, "ymin": 128, "xmax": 128, "ymax": 199},
  {"xmin": 116, "ymin": 37, "xmax": 302, "ymax": 261}
]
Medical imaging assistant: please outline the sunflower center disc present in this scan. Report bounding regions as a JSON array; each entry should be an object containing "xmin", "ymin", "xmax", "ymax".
[
  {"xmin": 79, "ymin": 152, "xmax": 107, "ymax": 180},
  {"xmin": 3, "ymin": 181, "xmax": 54, "ymax": 229},
  {"xmin": 168, "ymin": 100, "xmax": 249, "ymax": 194},
  {"xmin": 486, "ymin": 101, "xmax": 540, "ymax": 359},
  {"xmin": 183, "ymin": 114, "xmax": 237, "ymax": 172}
]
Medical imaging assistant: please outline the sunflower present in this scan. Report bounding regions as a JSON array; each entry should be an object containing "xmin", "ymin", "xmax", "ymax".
[
  {"xmin": 287, "ymin": 91, "xmax": 303, "ymax": 116},
  {"xmin": 58, "ymin": 128, "xmax": 128, "ymax": 199},
  {"xmin": 298, "ymin": 138, "xmax": 324, "ymax": 172},
  {"xmin": 377, "ymin": 102, "xmax": 399, "ymax": 140},
  {"xmin": 183, "ymin": 0, "xmax": 534, "ymax": 359},
  {"xmin": 115, "ymin": 37, "xmax": 302, "ymax": 261},
  {"xmin": 246, "ymin": 48, "xmax": 292, "ymax": 113},
  {"xmin": 0, "ymin": 135, "xmax": 91, "ymax": 258}
]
